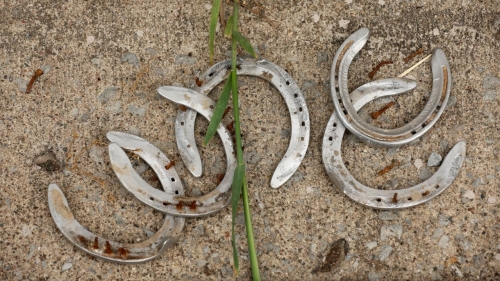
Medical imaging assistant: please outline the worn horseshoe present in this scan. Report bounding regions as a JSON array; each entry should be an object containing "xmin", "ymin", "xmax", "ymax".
[
  {"xmin": 110, "ymin": 92, "xmax": 236, "ymax": 217},
  {"xmin": 47, "ymin": 143, "xmax": 185, "ymax": 263},
  {"xmin": 322, "ymin": 79, "xmax": 466, "ymax": 209},
  {"xmin": 172, "ymin": 58, "xmax": 310, "ymax": 188},
  {"xmin": 331, "ymin": 28, "xmax": 452, "ymax": 148}
]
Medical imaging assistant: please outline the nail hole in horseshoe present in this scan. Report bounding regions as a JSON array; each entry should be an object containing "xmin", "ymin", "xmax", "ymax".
[
  {"xmin": 328, "ymin": 136, "xmax": 333, "ymax": 141},
  {"xmin": 163, "ymin": 202, "xmax": 169, "ymax": 206},
  {"xmin": 294, "ymin": 94, "xmax": 298, "ymax": 98},
  {"xmin": 174, "ymin": 190, "xmax": 179, "ymax": 195},
  {"xmin": 407, "ymin": 197, "xmax": 412, "ymax": 201},
  {"xmin": 376, "ymin": 198, "xmax": 382, "ymax": 202},
  {"xmin": 286, "ymin": 81, "xmax": 290, "ymax": 85},
  {"xmin": 208, "ymin": 72, "xmax": 214, "ymax": 77},
  {"xmin": 436, "ymin": 105, "xmax": 441, "ymax": 110},
  {"xmin": 181, "ymin": 122, "xmax": 184, "ymax": 126},
  {"xmin": 171, "ymin": 178, "xmax": 176, "ymax": 182},
  {"xmin": 299, "ymin": 107, "xmax": 303, "ymax": 112},
  {"xmin": 149, "ymin": 197, "xmax": 154, "ymax": 201},
  {"xmin": 422, "ymin": 191, "xmax": 430, "ymax": 196},
  {"xmin": 422, "ymin": 123, "xmax": 426, "ymax": 128},
  {"xmin": 301, "ymin": 137, "xmax": 305, "ymax": 141},
  {"xmin": 333, "ymin": 123, "xmax": 337, "ymax": 128},
  {"xmin": 301, "ymin": 121, "xmax": 305, "ymax": 126},
  {"xmin": 435, "ymin": 184, "xmax": 440, "ymax": 189},
  {"xmin": 411, "ymin": 130, "xmax": 416, "ymax": 135}
]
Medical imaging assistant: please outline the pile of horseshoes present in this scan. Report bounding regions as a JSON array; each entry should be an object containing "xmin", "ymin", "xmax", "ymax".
[{"xmin": 47, "ymin": 28, "xmax": 465, "ymax": 263}]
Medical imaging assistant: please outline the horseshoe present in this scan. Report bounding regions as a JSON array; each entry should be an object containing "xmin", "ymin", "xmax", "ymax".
[
  {"xmin": 331, "ymin": 28, "xmax": 452, "ymax": 148},
  {"xmin": 47, "ymin": 141, "xmax": 185, "ymax": 263},
  {"xmin": 110, "ymin": 91, "xmax": 236, "ymax": 217},
  {"xmin": 172, "ymin": 58, "xmax": 310, "ymax": 188},
  {"xmin": 322, "ymin": 79, "xmax": 466, "ymax": 209}
]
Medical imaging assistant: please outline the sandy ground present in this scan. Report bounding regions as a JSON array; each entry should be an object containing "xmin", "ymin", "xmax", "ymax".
[{"xmin": 1, "ymin": 0, "xmax": 500, "ymax": 280}]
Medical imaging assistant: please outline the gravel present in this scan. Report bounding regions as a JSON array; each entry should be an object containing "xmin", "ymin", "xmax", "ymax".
[
  {"xmin": 438, "ymin": 235, "xmax": 449, "ymax": 248},
  {"xmin": 419, "ymin": 168, "xmax": 432, "ymax": 181},
  {"xmin": 97, "ymin": 87, "xmax": 119, "ymax": 104},
  {"xmin": 380, "ymin": 224, "xmax": 403, "ymax": 241},
  {"xmin": 121, "ymin": 52, "xmax": 139, "ymax": 66},
  {"xmin": 378, "ymin": 245, "xmax": 393, "ymax": 261},
  {"xmin": 378, "ymin": 211, "xmax": 398, "ymax": 221},
  {"xmin": 427, "ymin": 152, "xmax": 442, "ymax": 167}
]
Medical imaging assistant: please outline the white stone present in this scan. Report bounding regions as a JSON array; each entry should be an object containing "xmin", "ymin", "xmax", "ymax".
[
  {"xmin": 433, "ymin": 28, "xmax": 440, "ymax": 36},
  {"xmin": 61, "ymin": 262, "xmax": 72, "ymax": 271},
  {"xmin": 339, "ymin": 19, "xmax": 350, "ymax": 29},
  {"xmin": 463, "ymin": 190, "xmax": 475, "ymax": 200},
  {"xmin": 312, "ymin": 13, "xmax": 320, "ymax": 23},
  {"xmin": 488, "ymin": 197, "xmax": 497, "ymax": 204},
  {"xmin": 86, "ymin": 36, "xmax": 94, "ymax": 45},
  {"xmin": 378, "ymin": 0, "xmax": 385, "ymax": 5},
  {"xmin": 365, "ymin": 241, "xmax": 378, "ymax": 249},
  {"xmin": 414, "ymin": 159, "xmax": 423, "ymax": 169},
  {"xmin": 136, "ymin": 30, "xmax": 144, "ymax": 37}
]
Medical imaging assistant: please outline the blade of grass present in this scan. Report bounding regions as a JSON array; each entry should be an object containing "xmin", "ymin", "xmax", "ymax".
[
  {"xmin": 242, "ymin": 174, "xmax": 261, "ymax": 280},
  {"xmin": 203, "ymin": 78, "xmax": 232, "ymax": 146},
  {"xmin": 224, "ymin": 15, "xmax": 234, "ymax": 38},
  {"xmin": 209, "ymin": 0, "xmax": 222, "ymax": 64},
  {"xmin": 233, "ymin": 31, "xmax": 257, "ymax": 58},
  {"xmin": 231, "ymin": 163, "xmax": 245, "ymax": 276}
]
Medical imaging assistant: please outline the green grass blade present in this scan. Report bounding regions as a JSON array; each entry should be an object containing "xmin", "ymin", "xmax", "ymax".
[
  {"xmin": 224, "ymin": 15, "xmax": 234, "ymax": 38},
  {"xmin": 203, "ymin": 78, "xmax": 232, "ymax": 146},
  {"xmin": 233, "ymin": 31, "xmax": 256, "ymax": 58},
  {"xmin": 231, "ymin": 163, "xmax": 245, "ymax": 276},
  {"xmin": 209, "ymin": 0, "xmax": 222, "ymax": 64}
]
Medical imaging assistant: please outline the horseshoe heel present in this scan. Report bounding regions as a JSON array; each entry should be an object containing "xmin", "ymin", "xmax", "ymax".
[
  {"xmin": 173, "ymin": 58, "xmax": 310, "ymax": 188},
  {"xmin": 48, "ymin": 184, "xmax": 184, "ymax": 263},
  {"xmin": 322, "ymin": 80, "xmax": 466, "ymax": 209},
  {"xmin": 331, "ymin": 28, "xmax": 452, "ymax": 147},
  {"xmin": 111, "ymin": 92, "xmax": 236, "ymax": 217}
]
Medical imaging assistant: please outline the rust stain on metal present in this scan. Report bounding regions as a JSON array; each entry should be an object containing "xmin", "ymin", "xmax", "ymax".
[
  {"xmin": 368, "ymin": 60, "xmax": 393, "ymax": 79},
  {"xmin": 118, "ymin": 247, "xmax": 129, "ymax": 258},
  {"xmin": 370, "ymin": 101, "xmax": 395, "ymax": 119},
  {"xmin": 50, "ymin": 189, "xmax": 74, "ymax": 220},
  {"xmin": 422, "ymin": 190, "xmax": 430, "ymax": 197},
  {"xmin": 77, "ymin": 235, "xmax": 87, "ymax": 244},
  {"xmin": 93, "ymin": 237, "xmax": 99, "ymax": 250},
  {"xmin": 188, "ymin": 201, "xmax": 197, "ymax": 210},
  {"xmin": 179, "ymin": 105, "xmax": 188, "ymax": 112},
  {"xmin": 261, "ymin": 71, "xmax": 273, "ymax": 80},
  {"xmin": 175, "ymin": 201, "xmax": 184, "ymax": 210},
  {"xmin": 195, "ymin": 76, "xmax": 204, "ymax": 87},
  {"xmin": 441, "ymin": 66, "xmax": 448, "ymax": 101},
  {"xmin": 392, "ymin": 192, "xmax": 398, "ymax": 203},
  {"xmin": 104, "ymin": 241, "xmax": 113, "ymax": 255},
  {"xmin": 165, "ymin": 160, "xmax": 176, "ymax": 170}
]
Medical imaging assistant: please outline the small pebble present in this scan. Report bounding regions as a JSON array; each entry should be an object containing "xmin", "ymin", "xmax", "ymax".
[
  {"xmin": 488, "ymin": 197, "xmax": 497, "ymax": 204},
  {"xmin": 98, "ymin": 87, "xmax": 118, "ymax": 104},
  {"xmin": 431, "ymin": 271, "xmax": 443, "ymax": 281},
  {"xmin": 419, "ymin": 168, "xmax": 432, "ymax": 181},
  {"xmin": 483, "ymin": 74, "xmax": 500, "ymax": 89},
  {"xmin": 128, "ymin": 105, "xmax": 147, "ymax": 117},
  {"xmin": 495, "ymin": 254, "xmax": 500, "ymax": 261},
  {"xmin": 451, "ymin": 265, "xmax": 463, "ymax": 278},
  {"xmin": 365, "ymin": 241, "xmax": 377, "ymax": 249},
  {"xmin": 471, "ymin": 178, "xmax": 483, "ymax": 188},
  {"xmin": 463, "ymin": 190, "xmax": 475, "ymax": 200},
  {"xmin": 196, "ymin": 260, "xmax": 207, "ymax": 267},
  {"xmin": 438, "ymin": 235, "xmax": 449, "ymax": 248},
  {"xmin": 438, "ymin": 215, "xmax": 451, "ymax": 226},
  {"xmin": 191, "ymin": 187, "xmax": 202, "ymax": 196},
  {"xmin": 380, "ymin": 224, "xmax": 403, "ymax": 241},
  {"xmin": 378, "ymin": 245, "xmax": 393, "ymax": 261},
  {"xmin": 61, "ymin": 262, "xmax": 73, "ymax": 271},
  {"xmin": 432, "ymin": 228, "xmax": 444, "ymax": 239},
  {"xmin": 120, "ymin": 52, "xmax": 139, "ymax": 66},
  {"xmin": 427, "ymin": 152, "xmax": 442, "ymax": 167},
  {"xmin": 455, "ymin": 234, "xmax": 470, "ymax": 252},
  {"xmin": 414, "ymin": 159, "xmax": 423, "ymax": 169}
]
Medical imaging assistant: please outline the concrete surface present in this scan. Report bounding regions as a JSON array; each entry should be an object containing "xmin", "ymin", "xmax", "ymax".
[{"xmin": 1, "ymin": 0, "xmax": 499, "ymax": 280}]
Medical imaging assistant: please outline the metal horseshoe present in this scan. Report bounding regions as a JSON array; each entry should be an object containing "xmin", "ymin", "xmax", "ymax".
[
  {"xmin": 322, "ymin": 79, "xmax": 466, "ymax": 209},
  {"xmin": 47, "ymin": 141, "xmax": 186, "ymax": 263},
  {"xmin": 331, "ymin": 28, "xmax": 452, "ymax": 148},
  {"xmin": 109, "ymin": 92, "xmax": 236, "ymax": 217},
  {"xmin": 171, "ymin": 58, "xmax": 310, "ymax": 188}
]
